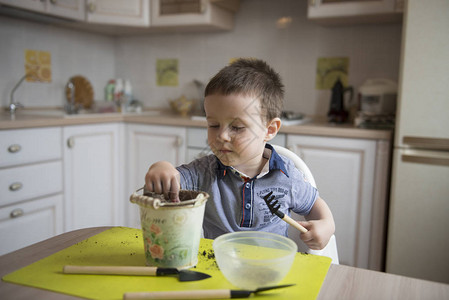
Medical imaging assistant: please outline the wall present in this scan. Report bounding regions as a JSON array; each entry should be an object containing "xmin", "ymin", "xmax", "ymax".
[
  {"xmin": 116, "ymin": 0, "xmax": 402, "ymax": 116},
  {"xmin": 0, "ymin": 16, "xmax": 115, "ymax": 109},
  {"xmin": 0, "ymin": 0, "xmax": 402, "ymax": 117}
]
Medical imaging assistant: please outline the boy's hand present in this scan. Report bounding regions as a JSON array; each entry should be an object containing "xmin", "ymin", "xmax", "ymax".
[
  {"xmin": 145, "ymin": 161, "xmax": 180, "ymax": 202},
  {"xmin": 298, "ymin": 219, "xmax": 334, "ymax": 250},
  {"xmin": 299, "ymin": 197, "xmax": 335, "ymax": 250}
]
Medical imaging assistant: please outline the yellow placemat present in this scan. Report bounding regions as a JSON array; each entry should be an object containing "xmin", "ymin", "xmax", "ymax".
[{"xmin": 2, "ymin": 227, "xmax": 331, "ymax": 300}]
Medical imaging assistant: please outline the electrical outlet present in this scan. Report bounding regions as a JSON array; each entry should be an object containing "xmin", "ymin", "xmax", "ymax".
[{"xmin": 24, "ymin": 49, "xmax": 52, "ymax": 83}]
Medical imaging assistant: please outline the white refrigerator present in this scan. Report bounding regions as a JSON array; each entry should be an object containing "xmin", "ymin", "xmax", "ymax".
[{"xmin": 386, "ymin": 0, "xmax": 449, "ymax": 284}]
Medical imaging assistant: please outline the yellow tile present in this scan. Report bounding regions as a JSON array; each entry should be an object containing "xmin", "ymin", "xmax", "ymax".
[{"xmin": 24, "ymin": 49, "xmax": 52, "ymax": 82}]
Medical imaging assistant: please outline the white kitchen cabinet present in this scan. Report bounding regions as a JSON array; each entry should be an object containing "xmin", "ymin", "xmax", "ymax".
[
  {"xmin": 86, "ymin": 0, "xmax": 150, "ymax": 26},
  {"xmin": 150, "ymin": 0, "xmax": 236, "ymax": 30},
  {"xmin": 287, "ymin": 134, "xmax": 390, "ymax": 270},
  {"xmin": 126, "ymin": 124, "xmax": 186, "ymax": 228},
  {"xmin": 186, "ymin": 127, "xmax": 212, "ymax": 163},
  {"xmin": 0, "ymin": 0, "xmax": 45, "ymax": 13},
  {"xmin": 0, "ymin": 127, "xmax": 62, "ymax": 169},
  {"xmin": 0, "ymin": 0, "xmax": 238, "ymax": 33},
  {"xmin": 0, "ymin": 161, "xmax": 63, "ymax": 207},
  {"xmin": 0, "ymin": 194, "xmax": 63, "ymax": 255},
  {"xmin": 308, "ymin": 0, "xmax": 403, "ymax": 25},
  {"xmin": 0, "ymin": 127, "xmax": 63, "ymax": 255},
  {"xmin": 63, "ymin": 123, "xmax": 124, "ymax": 231},
  {"xmin": 0, "ymin": 0, "xmax": 148, "ymax": 27},
  {"xmin": 0, "ymin": 0, "xmax": 85, "ymax": 21}
]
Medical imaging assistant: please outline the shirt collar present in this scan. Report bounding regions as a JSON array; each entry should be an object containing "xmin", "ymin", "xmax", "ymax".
[
  {"xmin": 266, "ymin": 143, "xmax": 289, "ymax": 177},
  {"xmin": 216, "ymin": 143, "xmax": 289, "ymax": 179}
]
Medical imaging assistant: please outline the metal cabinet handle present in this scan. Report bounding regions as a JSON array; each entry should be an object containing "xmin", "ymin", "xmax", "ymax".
[
  {"xmin": 200, "ymin": 0, "xmax": 207, "ymax": 14},
  {"xmin": 88, "ymin": 1, "xmax": 96, "ymax": 13},
  {"xmin": 403, "ymin": 136, "xmax": 449, "ymax": 151},
  {"xmin": 9, "ymin": 182, "xmax": 23, "ymax": 191},
  {"xmin": 402, "ymin": 153, "xmax": 449, "ymax": 167},
  {"xmin": 10, "ymin": 208, "xmax": 24, "ymax": 218},
  {"xmin": 8, "ymin": 144, "xmax": 21, "ymax": 153},
  {"xmin": 67, "ymin": 137, "xmax": 75, "ymax": 148},
  {"xmin": 176, "ymin": 136, "xmax": 183, "ymax": 147}
]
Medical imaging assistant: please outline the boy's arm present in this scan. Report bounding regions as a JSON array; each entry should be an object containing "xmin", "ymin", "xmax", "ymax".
[
  {"xmin": 299, "ymin": 197, "xmax": 335, "ymax": 250},
  {"xmin": 144, "ymin": 161, "xmax": 180, "ymax": 202}
]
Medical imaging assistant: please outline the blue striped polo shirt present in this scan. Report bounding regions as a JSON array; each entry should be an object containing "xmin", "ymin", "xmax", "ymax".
[{"xmin": 176, "ymin": 144, "xmax": 318, "ymax": 239}]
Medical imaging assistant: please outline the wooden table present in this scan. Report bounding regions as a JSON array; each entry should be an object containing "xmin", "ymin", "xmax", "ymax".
[{"xmin": 1, "ymin": 227, "xmax": 448, "ymax": 300}]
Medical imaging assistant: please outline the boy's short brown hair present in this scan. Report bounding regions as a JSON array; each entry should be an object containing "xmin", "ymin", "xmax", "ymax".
[{"xmin": 205, "ymin": 58, "xmax": 284, "ymax": 123}]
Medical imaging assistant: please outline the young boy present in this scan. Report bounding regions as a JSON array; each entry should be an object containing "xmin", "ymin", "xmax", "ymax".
[{"xmin": 145, "ymin": 58, "xmax": 335, "ymax": 250}]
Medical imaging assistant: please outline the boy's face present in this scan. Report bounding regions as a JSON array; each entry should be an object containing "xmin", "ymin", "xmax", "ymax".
[{"xmin": 204, "ymin": 93, "xmax": 278, "ymax": 174}]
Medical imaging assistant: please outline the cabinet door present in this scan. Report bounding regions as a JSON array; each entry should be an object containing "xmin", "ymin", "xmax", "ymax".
[
  {"xmin": 387, "ymin": 149, "xmax": 449, "ymax": 283},
  {"xmin": 308, "ymin": 0, "xmax": 403, "ymax": 24},
  {"xmin": 1, "ymin": 161, "xmax": 63, "ymax": 207},
  {"xmin": 63, "ymin": 124, "xmax": 122, "ymax": 231},
  {"xmin": 126, "ymin": 124, "xmax": 186, "ymax": 228},
  {"xmin": 151, "ymin": 0, "xmax": 233, "ymax": 30},
  {"xmin": 0, "ymin": 0, "xmax": 85, "ymax": 20},
  {"xmin": 0, "ymin": 0, "xmax": 46, "ymax": 13},
  {"xmin": 46, "ymin": 0, "xmax": 85, "ymax": 21},
  {"xmin": 287, "ymin": 135, "xmax": 376, "ymax": 268},
  {"xmin": 0, "ymin": 127, "xmax": 61, "ymax": 168},
  {"xmin": 186, "ymin": 127, "xmax": 211, "ymax": 163},
  {"xmin": 308, "ymin": 0, "xmax": 399, "ymax": 17},
  {"xmin": 86, "ymin": 0, "xmax": 150, "ymax": 26},
  {"xmin": 0, "ymin": 194, "xmax": 63, "ymax": 255}
]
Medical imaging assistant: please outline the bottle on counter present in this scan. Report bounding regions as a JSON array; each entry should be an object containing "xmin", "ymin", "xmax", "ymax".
[
  {"xmin": 114, "ymin": 78, "xmax": 124, "ymax": 111},
  {"xmin": 105, "ymin": 79, "xmax": 116, "ymax": 102},
  {"xmin": 124, "ymin": 80, "xmax": 133, "ymax": 103}
]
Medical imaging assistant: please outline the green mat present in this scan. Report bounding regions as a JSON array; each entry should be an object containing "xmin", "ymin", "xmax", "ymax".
[{"xmin": 2, "ymin": 227, "xmax": 331, "ymax": 299}]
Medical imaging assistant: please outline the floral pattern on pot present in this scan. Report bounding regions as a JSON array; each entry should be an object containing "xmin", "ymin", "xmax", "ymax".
[{"xmin": 139, "ymin": 205, "xmax": 206, "ymax": 269}]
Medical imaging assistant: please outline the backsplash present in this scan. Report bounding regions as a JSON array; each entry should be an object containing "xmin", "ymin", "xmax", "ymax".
[
  {"xmin": 0, "ymin": 0, "xmax": 402, "ymax": 117},
  {"xmin": 0, "ymin": 15, "xmax": 115, "ymax": 110}
]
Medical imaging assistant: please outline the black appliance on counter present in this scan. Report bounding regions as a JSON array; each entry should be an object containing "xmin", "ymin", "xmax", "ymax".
[{"xmin": 327, "ymin": 78, "xmax": 353, "ymax": 123}]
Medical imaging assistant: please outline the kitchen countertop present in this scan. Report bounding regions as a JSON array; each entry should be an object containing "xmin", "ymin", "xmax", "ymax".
[
  {"xmin": 1, "ymin": 226, "xmax": 448, "ymax": 300},
  {"xmin": 0, "ymin": 109, "xmax": 392, "ymax": 140}
]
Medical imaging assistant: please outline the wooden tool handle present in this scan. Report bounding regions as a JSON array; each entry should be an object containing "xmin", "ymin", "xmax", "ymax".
[
  {"xmin": 63, "ymin": 265, "xmax": 158, "ymax": 276},
  {"xmin": 282, "ymin": 215, "xmax": 308, "ymax": 233},
  {"xmin": 123, "ymin": 290, "xmax": 231, "ymax": 299}
]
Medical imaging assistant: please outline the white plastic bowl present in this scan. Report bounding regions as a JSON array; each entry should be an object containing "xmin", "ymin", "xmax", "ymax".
[{"xmin": 213, "ymin": 231, "xmax": 297, "ymax": 289}]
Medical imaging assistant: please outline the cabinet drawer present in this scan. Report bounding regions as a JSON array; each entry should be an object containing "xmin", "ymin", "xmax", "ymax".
[
  {"xmin": 0, "ymin": 194, "xmax": 63, "ymax": 255},
  {"xmin": 0, "ymin": 161, "xmax": 63, "ymax": 207},
  {"xmin": 0, "ymin": 127, "xmax": 62, "ymax": 168}
]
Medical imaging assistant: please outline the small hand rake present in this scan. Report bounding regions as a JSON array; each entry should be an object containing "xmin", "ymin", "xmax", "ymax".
[{"xmin": 263, "ymin": 191, "xmax": 308, "ymax": 233}]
